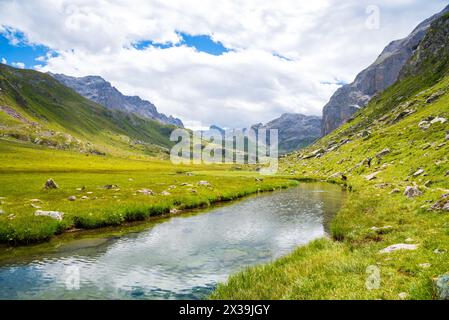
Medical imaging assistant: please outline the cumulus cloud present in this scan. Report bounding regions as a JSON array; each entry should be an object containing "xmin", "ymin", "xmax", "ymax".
[
  {"xmin": 0, "ymin": 0, "xmax": 447, "ymax": 128},
  {"xmin": 11, "ymin": 61, "xmax": 25, "ymax": 69},
  {"xmin": 1, "ymin": 58, "xmax": 6, "ymax": 64}
]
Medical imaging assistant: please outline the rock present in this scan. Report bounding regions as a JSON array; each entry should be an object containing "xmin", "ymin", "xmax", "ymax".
[
  {"xmin": 419, "ymin": 120, "xmax": 431, "ymax": 130},
  {"xmin": 81, "ymin": 196, "xmax": 89, "ymax": 200},
  {"xmin": 35, "ymin": 210, "xmax": 64, "ymax": 221},
  {"xmin": 103, "ymin": 184, "xmax": 119, "ymax": 190},
  {"xmin": 255, "ymin": 178, "xmax": 263, "ymax": 182},
  {"xmin": 170, "ymin": 208, "xmax": 180, "ymax": 214},
  {"xmin": 30, "ymin": 199, "xmax": 43, "ymax": 203},
  {"xmin": 424, "ymin": 180, "xmax": 433, "ymax": 188},
  {"xmin": 161, "ymin": 191, "xmax": 171, "ymax": 196},
  {"xmin": 426, "ymin": 90, "xmax": 445, "ymax": 103},
  {"xmin": 365, "ymin": 171, "xmax": 381, "ymax": 181},
  {"xmin": 44, "ymin": 178, "xmax": 59, "ymax": 189},
  {"xmin": 198, "ymin": 181, "xmax": 211, "ymax": 186},
  {"xmin": 360, "ymin": 130, "xmax": 371, "ymax": 138},
  {"xmin": 303, "ymin": 148, "xmax": 325, "ymax": 159},
  {"xmin": 392, "ymin": 109, "xmax": 415, "ymax": 123},
  {"xmin": 30, "ymin": 204, "xmax": 41, "ymax": 209},
  {"xmin": 404, "ymin": 186, "xmax": 422, "ymax": 198},
  {"xmin": 86, "ymin": 192, "xmax": 93, "ymax": 195},
  {"xmin": 390, "ymin": 188, "xmax": 401, "ymax": 194},
  {"xmin": 379, "ymin": 244, "xmax": 418, "ymax": 254},
  {"xmin": 180, "ymin": 183, "xmax": 193, "ymax": 187},
  {"xmin": 0, "ymin": 209, "xmax": 4, "ymax": 215},
  {"xmin": 434, "ymin": 274, "xmax": 449, "ymax": 300},
  {"xmin": 430, "ymin": 116, "xmax": 447, "ymax": 124},
  {"xmin": 434, "ymin": 249, "xmax": 446, "ymax": 255},
  {"xmin": 430, "ymin": 194, "xmax": 449, "ymax": 211},
  {"xmin": 418, "ymin": 263, "xmax": 432, "ymax": 269},
  {"xmin": 413, "ymin": 169, "xmax": 425, "ymax": 177},
  {"xmin": 168, "ymin": 185, "xmax": 177, "ymax": 190},
  {"xmin": 446, "ymin": 132, "xmax": 449, "ymax": 141},
  {"xmin": 188, "ymin": 189, "xmax": 197, "ymax": 194},
  {"xmin": 68, "ymin": 196, "xmax": 77, "ymax": 201},
  {"xmin": 186, "ymin": 172, "xmax": 194, "ymax": 176},
  {"xmin": 376, "ymin": 148, "xmax": 391, "ymax": 159},
  {"xmin": 398, "ymin": 292, "xmax": 408, "ymax": 300},
  {"xmin": 137, "ymin": 189, "xmax": 154, "ymax": 195}
]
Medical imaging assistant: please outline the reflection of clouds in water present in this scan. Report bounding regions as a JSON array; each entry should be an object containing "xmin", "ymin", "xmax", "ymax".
[{"xmin": 0, "ymin": 184, "xmax": 343, "ymax": 299}]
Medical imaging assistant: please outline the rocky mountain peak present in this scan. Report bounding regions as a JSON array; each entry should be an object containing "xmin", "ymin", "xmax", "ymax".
[{"xmin": 50, "ymin": 73, "xmax": 183, "ymax": 127}]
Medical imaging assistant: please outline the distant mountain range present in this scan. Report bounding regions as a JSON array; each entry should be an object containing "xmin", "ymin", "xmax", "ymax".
[
  {"xmin": 321, "ymin": 5, "xmax": 449, "ymax": 135},
  {"xmin": 252, "ymin": 113, "xmax": 321, "ymax": 154},
  {"xmin": 50, "ymin": 73, "xmax": 183, "ymax": 127}
]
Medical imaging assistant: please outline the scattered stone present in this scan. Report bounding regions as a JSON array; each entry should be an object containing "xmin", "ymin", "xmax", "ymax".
[
  {"xmin": 390, "ymin": 188, "xmax": 401, "ymax": 194},
  {"xmin": 255, "ymin": 178, "xmax": 263, "ymax": 182},
  {"xmin": 0, "ymin": 209, "xmax": 4, "ymax": 215},
  {"xmin": 360, "ymin": 130, "xmax": 371, "ymax": 138},
  {"xmin": 198, "ymin": 181, "xmax": 211, "ymax": 186},
  {"xmin": 430, "ymin": 194, "xmax": 449, "ymax": 212},
  {"xmin": 86, "ymin": 192, "xmax": 93, "ymax": 195},
  {"xmin": 426, "ymin": 90, "xmax": 445, "ymax": 103},
  {"xmin": 30, "ymin": 204, "xmax": 41, "ymax": 209},
  {"xmin": 430, "ymin": 117, "xmax": 447, "ymax": 125},
  {"xmin": 81, "ymin": 196, "xmax": 89, "ymax": 200},
  {"xmin": 103, "ymin": 184, "xmax": 119, "ymax": 190},
  {"xmin": 168, "ymin": 185, "xmax": 177, "ymax": 190},
  {"xmin": 186, "ymin": 172, "xmax": 194, "ymax": 176},
  {"xmin": 161, "ymin": 191, "xmax": 171, "ymax": 196},
  {"xmin": 419, "ymin": 263, "xmax": 432, "ymax": 269},
  {"xmin": 434, "ymin": 248, "xmax": 446, "ymax": 255},
  {"xmin": 376, "ymin": 148, "xmax": 391, "ymax": 159},
  {"xmin": 35, "ymin": 210, "xmax": 64, "ymax": 221},
  {"xmin": 413, "ymin": 169, "xmax": 425, "ymax": 177},
  {"xmin": 379, "ymin": 243, "xmax": 418, "ymax": 254},
  {"xmin": 365, "ymin": 171, "xmax": 381, "ymax": 181},
  {"xmin": 392, "ymin": 109, "xmax": 415, "ymax": 123},
  {"xmin": 303, "ymin": 148, "xmax": 325, "ymax": 159},
  {"xmin": 418, "ymin": 120, "xmax": 431, "ymax": 130},
  {"xmin": 446, "ymin": 132, "xmax": 449, "ymax": 141},
  {"xmin": 404, "ymin": 185, "xmax": 422, "ymax": 198},
  {"xmin": 68, "ymin": 196, "xmax": 77, "ymax": 201},
  {"xmin": 398, "ymin": 292, "xmax": 408, "ymax": 300},
  {"xmin": 170, "ymin": 208, "xmax": 180, "ymax": 214},
  {"xmin": 44, "ymin": 178, "xmax": 59, "ymax": 189},
  {"xmin": 188, "ymin": 189, "xmax": 197, "ymax": 194},
  {"xmin": 180, "ymin": 183, "xmax": 193, "ymax": 187},
  {"xmin": 137, "ymin": 189, "xmax": 154, "ymax": 195},
  {"xmin": 92, "ymin": 196, "xmax": 98, "ymax": 200},
  {"xmin": 434, "ymin": 274, "xmax": 449, "ymax": 300},
  {"xmin": 8, "ymin": 214, "xmax": 15, "ymax": 220}
]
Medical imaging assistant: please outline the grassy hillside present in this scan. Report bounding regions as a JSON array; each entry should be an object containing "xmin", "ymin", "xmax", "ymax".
[
  {"xmin": 0, "ymin": 63, "xmax": 175, "ymax": 157},
  {"xmin": 213, "ymin": 14, "xmax": 449, "ymax": 300}
]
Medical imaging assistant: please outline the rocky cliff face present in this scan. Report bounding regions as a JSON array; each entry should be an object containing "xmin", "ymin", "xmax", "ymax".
[
  {"xmin": 321, "ymin": 5, "xmax": 449, "ymax": 136},
  {"xmin": 252, "ymin": 113, "xmax": 321, "ymax": 154},
  {"xmin": 51, "ymin": 74, "xmax": 183, "ymax": 127}
]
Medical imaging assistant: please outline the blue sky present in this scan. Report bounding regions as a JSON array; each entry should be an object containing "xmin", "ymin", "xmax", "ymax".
[{"xmin": 1, "ymin": 30, "xmax": 229, "ymax": 69}]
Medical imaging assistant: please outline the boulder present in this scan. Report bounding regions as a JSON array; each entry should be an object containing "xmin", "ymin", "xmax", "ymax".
[
  {"xmin": 430, "ymin": 194, "xmax": 449, "ymax": 211},
  {"xmin": 404, "ymin": 186, "xmax": 422, "ymax": 198},
  {"xmin": 430, "ymin": 117, "xmax": 447, "ymax": 125},
  {"xmin": 434, "ymin": 274, "xmax": 449, "ymax": 300},
  {"xmin": 419, "ymin": 120, "xmax": 431, "ymax": 130},
  {"xmin": 426, "ymin": 90, "xmax": 445, "ymax": 103},
  {"xmin": 198, "ymin": 181, "xmax": 211, "ymax": 186},
  {"xmin": 68, "ymin": 196, "xmax": 77, "ymax": 201},
  {"xmin": 137, "ymin": 189, "xmax": 154, "ymax": 195},
  {"xmin": 103, "ymin": 184, "xmax": 119, "ymax": 190},
  {"xmin": 35, "ymin": 210, "xmax": 64, "ymax": 221},
  {"xmin": 365, "ymin": 171, "xmax": 381, "ymax": 181},
  {"xmin": 44, "ymin": 178, "xmax": 59, "ymax": 189},
  {"xmin": 376, "ymin": 148, "xmax": 391, "ymax": 159},
  {"xmin": 379, "ymin": 243, "xmax": 418, "ymax": 254},
  {"xmin": 413, "ymin": 169, "xmax": 425, "ymax": 177}
]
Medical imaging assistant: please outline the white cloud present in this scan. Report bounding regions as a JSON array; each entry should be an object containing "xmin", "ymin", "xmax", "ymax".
[
  {"xmin": 1, "ymin": 58, "xmax": 6, "ymax": 64},
  {"xmin": 11, "ymin": 62, "xmax": 25, "ymax": 69},
  {"xmin": 0, "ymin": 0, "xmax": 447, "ymax": 128}
]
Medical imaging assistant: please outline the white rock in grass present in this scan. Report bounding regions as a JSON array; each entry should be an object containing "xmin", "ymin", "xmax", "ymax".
[
  {"xmin": 35, "ymin": 210, "xmax": 64, "ymax": 221},
  {"xmin": 379, "ymin": 244, "xmax": 418, "ymax": 254},
  {"xmin": 0, "ymin": 209, "xmax": 4, "ymax": 215}
]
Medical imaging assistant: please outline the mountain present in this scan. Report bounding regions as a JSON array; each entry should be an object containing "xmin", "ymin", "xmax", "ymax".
[
  {"xmin": 216, "ymin": 10, "xmax": 449, "ymax": 300},
  {"xmin": 321, "ymin": 4, "xmax": 449, "ymax": 136},
  {"xmin": 50, "ymin": 73, "xmax": 183, "ymax": 127},
  {"xmin": 0, "ymin": 63, "xmax": 176, "ymax": 156},
  {"xmin": 251, "ymin": 113, "xmax": 321, "ymax": 154}
]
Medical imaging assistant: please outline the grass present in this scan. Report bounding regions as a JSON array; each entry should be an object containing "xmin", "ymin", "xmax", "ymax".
[
  {"xmin": 212, "ymin": 19, "xmax": 449, "ymax": 300},
  {"xmin": 0, "ymin": 139, "xmax": 296, "ymax": 245}
]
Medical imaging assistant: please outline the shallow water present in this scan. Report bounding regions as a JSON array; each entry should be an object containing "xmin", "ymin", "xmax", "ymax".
[{"xmin": 0, "ymin": 183, "xmax": 344, "ymax": 300}]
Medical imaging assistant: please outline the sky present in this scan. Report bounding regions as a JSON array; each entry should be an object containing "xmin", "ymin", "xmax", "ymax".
[{"xmin": 0, "ymin": 0, "xmax": 447, "ymax": 130}]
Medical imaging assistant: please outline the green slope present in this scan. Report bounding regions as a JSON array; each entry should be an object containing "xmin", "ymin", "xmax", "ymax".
[
  {"xmin": 213, "ymin": 13, "xmax": 449, "ymax": 300},
  {"xmin": 0, "ymin": 63, "xmax": 175, "ymax": 157}
]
